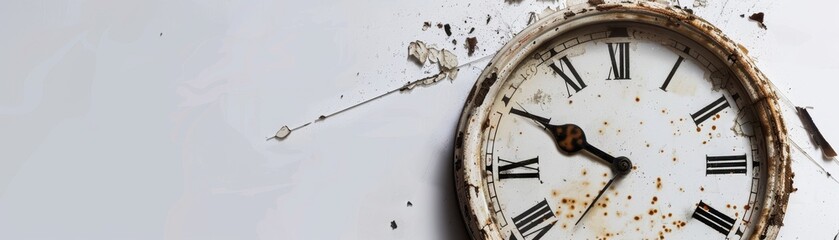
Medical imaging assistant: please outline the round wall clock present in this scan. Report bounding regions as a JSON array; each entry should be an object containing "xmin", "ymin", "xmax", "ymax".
[{"xmin": 453, "ymin": 1, "xmax": 793, "ymax": 240}]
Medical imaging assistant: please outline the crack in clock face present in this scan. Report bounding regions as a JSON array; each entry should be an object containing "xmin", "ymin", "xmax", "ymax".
[{"xmin": 481, "ymin": 25, "xmax": 765, "ymax": 240}]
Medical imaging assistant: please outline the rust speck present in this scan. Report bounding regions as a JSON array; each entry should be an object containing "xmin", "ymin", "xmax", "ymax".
[
  {"xmin": 635, "ymin": 96, "xmax": 640, "ymax": 102},
  {"xmin": 696, "ymin": 127, "xmax": 701, "ymax": 132},
  {"xmin": 634, "ymin": 216, "xmax": 641, "ymax": 221},
  {"xmin": 711, "ymin": 125, "xmax": 717, "ymax": 130},
  {"xmin": 627, "ymin": 195, "xmax": 632, "ymax": 200}
]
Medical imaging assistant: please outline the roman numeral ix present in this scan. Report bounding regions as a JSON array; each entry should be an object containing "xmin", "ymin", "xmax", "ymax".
[
  {"xmin": 607, "ymin": 42, "xmax": 630, "ymax": 80},
  {"xmin": 511, "ymin": 199, "xmax": 556, "ymax": 240},
  {"xmin": 692, "ymin": 201, "xmax": 736, "ymax": 236}
]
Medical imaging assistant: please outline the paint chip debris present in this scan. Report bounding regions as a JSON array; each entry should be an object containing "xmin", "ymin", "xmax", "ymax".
[
  {"xmin": 408, "ymin": 40, "xmax": 429, "ymax": 64},
  {"xmin": 797, "ymin": 107, "xmax": 837, "ymax": 158},
  {"xmin": 439, "ymin": 48, "xmax": 458, "ymax": 70},
  {"xmin": 407, "ymin": 201, "xmax": 413, "ymax": 207},
  {"xmin": 465, "ymin": 37, "xmax": 478, "ymax": 56},
  {"xmin": 390, "ymin": 220, "xmax": 398, "ymax": 230},
  {"xmin": 275, "ymin": 126, "xmax": 291, "ymax": 139},
  {"xmin": 748, "ymin": 12, "xmax": 767, "ymax": 29},
  {"xmin": 404, "ymin": 40, "xmax": 460, "ymax": 89},
  {"xmin": 444, "ymin": 24, "xmax": 452, "ymax": 36},
  {"xmin": 422, "ymin": 22, "xmax": 431, "ymax": 31}
]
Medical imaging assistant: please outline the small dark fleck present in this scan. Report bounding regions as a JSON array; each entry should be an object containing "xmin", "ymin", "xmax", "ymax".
[
  {"xmin": 444, "ymin": 24, "xmax": 452, "ymax": 36},
  {"xmin": 740, "ymin": 14, "xmax": 745, "ymax": 18},
  {"xmin": 748, "ymin": 12, "xmax": 767, "ymax": 29},
  {"xmin": 340, "ymin": 95, "xmax": 343, "ymax": 99},
  {"xmin": 466, "ymin": 37, "xmax": 478, "ymax": 56},
  {"xmin": 437, "ymin": 23, "xmax": 443, "ymax": 28},
  {"xmin": 159, "ymin": 33, "xmax": 163, "ymax": 37},
  {"xmin": 318, "ymin": 115, "xmax": 327, "ymax": 120},
  {"xmin": 390, "ymin": 220, "xmax": 397, "ymax": 229},
  {"xmin": 452, "ymin": 39, "xmax": 457, "ymax": 45},
  {"xmin": 468, "ymin": 27, "xmax": 475, "ymax": 34},
  {"xmin": 422, "ymin": 22, "xmax": 431, "ymax": 30},
  {"xmin": 486, "ymin": 14, "xmax": 492, "ymax": 24},
  {"xmin": 407, "ymin": 201, "xmax": 413, "ymax": 207}
]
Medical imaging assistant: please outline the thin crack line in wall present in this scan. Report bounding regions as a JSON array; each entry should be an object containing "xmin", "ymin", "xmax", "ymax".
[{"xmin": 269, "ymin": 54, "xmax": 493, "ymax": 141}]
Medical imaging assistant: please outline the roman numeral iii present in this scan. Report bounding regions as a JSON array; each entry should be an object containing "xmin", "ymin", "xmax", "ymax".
[
  {"xmin": 548, "ymin": 56, "xmax": 586, "ymax": 96},
  {"xmin": 691, "ymin": 95, "xmax": 730, "ymax": 126},
  {"xmin": 497, "ymin": 157, "xmax": 540, "ymax": 180},
  {"xmin": 511, "ymin": 199, "xmax": 556, "ymax": 240},
  {"xmin": 706, "ymin": 154, "xmax": 748, "ymax": 175},
  {"xmin": 607, "ymin": 42, "xmax": 630, "ymax": 80},
  {"xmin": 692, "ymin": 201, "xmax": 736, "ymax": 235}
]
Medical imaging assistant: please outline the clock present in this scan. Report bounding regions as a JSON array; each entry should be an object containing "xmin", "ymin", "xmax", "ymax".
[{"xmin": 453, "ymin": 2, "xmax": 793, "ymax": 240}]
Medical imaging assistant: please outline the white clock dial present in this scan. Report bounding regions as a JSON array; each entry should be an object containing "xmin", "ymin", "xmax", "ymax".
[{"xmin": 480, "ymin": 25, "xmax": 765, "ymax": 240}]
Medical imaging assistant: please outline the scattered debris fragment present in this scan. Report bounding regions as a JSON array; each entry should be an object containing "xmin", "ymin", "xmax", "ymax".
[
  {"xmin": 740, "ymin": 14, "xmax": 745, "ymax": 18},
  {"xmin": 274, "ymin": 126, "xmax": 291, "ymax": 140},
  {"xmin": 465, "ymin": 37, "xmax": 478, "ymax": 56},
  {"xmin": 693, "ymin": 0, "xmax": 707, "ymax": 7},
  {"xmin": 447, "ymin": 68, "xmax": 459, "ymax": 80},
  {"xmin": 444, "ymin": 24, "xmax": 452, "ymax": 36},
  {"xmin": 408, "ymin": 40, "xmax": 429, "ymax": 64},
  {"xmin": 486, "ymin": 14, "xmax": 491, "ymax": 24},
  {"xmin": 797, "ymin": 107, "xmax": 837, "ymax": 158},
  {"xmin": 428, "ymin": 48, "xmax": 440, "ymax": 63},
  {"xmin": 436, "ymin": 23, "xmax": 443, "ymax": 28},
  {"xmin": 588, "ymin": 0, "xmax": 605, "ymax": 5},
  {"xmin": 748, "ymin": 12, "xmax": 767, "ymax": 29},
  {"xmin": 159, "ymin": 33, "xmax": 163, "ymax": 37},
  {"xmin": 390, "ymin": 220, "xmax": 398, "ymax": 230},
  {"xmin": 439, "ymin": 49, "xmax": 458, "ymax": 71},
  {"xmin": 407, "ymin": 201, "xmax": 413, "ymax": 207},
  {"xmin": 452, "ymin": 39, "xmax": 457, "ymax": 46},
  {"xmin": 468, "ymin": 27, "xmax": 475, "ymax": 34},
  {"xmin": 422, "ymin": 22, "xmax": 431, "ymax": 31}
]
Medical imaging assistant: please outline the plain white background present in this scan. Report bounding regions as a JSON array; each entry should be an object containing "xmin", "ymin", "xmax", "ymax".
[{"xmin": 0, "ymin": 0, "xmax": 837, "ymax": 239}]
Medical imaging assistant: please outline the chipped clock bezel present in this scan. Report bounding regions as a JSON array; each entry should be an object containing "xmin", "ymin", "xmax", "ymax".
[{"xmin": 452, "ymin": 1, "xmax": 792, "ymax": 240}]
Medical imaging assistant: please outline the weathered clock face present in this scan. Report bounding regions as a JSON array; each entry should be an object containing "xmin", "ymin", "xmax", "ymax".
[{"xmin": 479, "ymin": 24, "xmax": 767, "ymax": 240}]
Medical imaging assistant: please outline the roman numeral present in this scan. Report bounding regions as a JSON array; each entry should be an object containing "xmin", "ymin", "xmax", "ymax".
[
  {"xmin": 498, "ymin": 157, "xmax": 540, "ymax": 180},
  {"xmin": 607, "ymin": 42, "xmax": 630, "ymax": 80},
  {"xmin": 706, "ymin": 154, "xmax": 748, "ymax": 175},
  {"xmin": 661, "ymin": 47, "xmax": 690, "ymax": 91},
  {"xmin": 692, "ymin": 201, "xmax": 736, "ymax": 236},
  {"xmin": 512, "ymin": 199, "xmax": 556, "ymax": 240},
  {"xmin": 691, "ymin": 95, "xmax": 730, "ymax": 126},
  {"xmin": 548, "ymin": 56, "xmax": 586, "ymax": 96}
]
